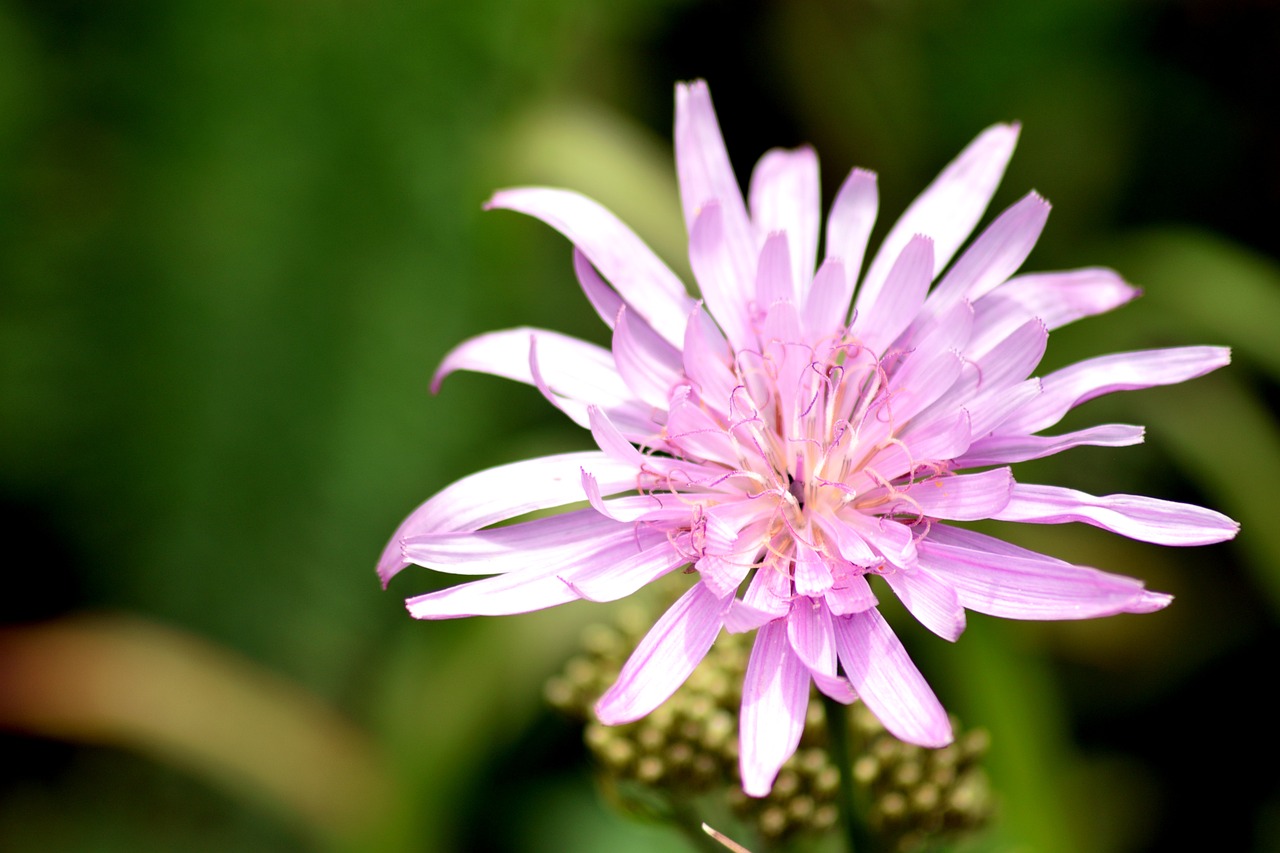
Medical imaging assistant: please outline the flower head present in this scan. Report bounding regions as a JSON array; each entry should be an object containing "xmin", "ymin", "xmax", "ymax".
[{"xmin": 379, "ymin": 81, "xmax": 1238, "ymax": 796}]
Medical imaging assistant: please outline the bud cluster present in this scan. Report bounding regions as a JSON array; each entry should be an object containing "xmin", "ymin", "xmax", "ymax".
[{"xmin": 546, "ymin": 591, "xmax": 994, "ymax": 849}]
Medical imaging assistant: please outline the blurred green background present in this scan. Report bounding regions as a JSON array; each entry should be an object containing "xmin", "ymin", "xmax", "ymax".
[{"xmin": 1, "ymin": 0, "xmax": 1277, "ymax": 850}]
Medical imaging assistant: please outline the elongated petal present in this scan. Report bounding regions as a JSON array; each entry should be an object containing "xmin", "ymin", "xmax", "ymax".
[
  {"xmin": 561, "ymin": 539, "xmax": 688, "ymax": 603},
  {"xmin": 832, "ymin": 609, "xmax": 953, "ymax": 747},
  {"xmin": 803, "ymin": 258, "xmax": 852, "ymax": 341},
  {"xmin": 432, "ymin": 327, "xmax": 628, "ymax": 401},
  {"xmin": 991, "ymin": 267, "xmax": 1139, "ymax": 330},
  {"xmin": 402, "ymin": 508, "xmax": 648, "ymax": 575},
  {"xmin": 754, "ymin": 231, "xmax": 796, "ymax": 310},
  {"xmin": 957, "ymin": 424, "xmax": 1145, "ymax": 467},
  {"xmin": 860, "ymin": 123, "xmax": 1020, "ymax": 306},
  {"xmin": 613, "ymin": 305, "xmax": 682, "ymax": 409},
  {"xmin": 926, "ymin": 192, "xmax": 1051, "ymax": 312},
  {"xmin": 596, "ymin": 582, "xmax": 732, "ymax": 724},
  {"xmin": 740, "ymin": 619, "xmax": 812, "ymax": 796},
  {"xmin": 851, "ymin": 234, "xmax": 934, "ymax": 357},
  {"xmin": 825, "ymin": 168, "xmax": 878, "ymax": 284},
  {"xmin": 690, "ymin": 202, "xmax": 755, "ymax": 352},
  {"xmin": 487, "ymin": 187, "xmax": 692, "ymax": 345},
  {"xmin": 404, "ymin": 526, "xmax": 671, "ymax": 618},
  {"xmin": 881, "ymin": 569, "xmax": 966, "ymax": 641},
  {"xmin": 918, "ymin": 531, "xmax": 1173, "ymax": 619},
  {"xmin": 998, "ymin": 346, "xmax": 1232, "ymax": 435},
  {"xmin": 749, "ymin": 146, "xmax": 820, "ymax": 292},
  {"xmin": 993, "ymin": 483, "xmax": 1240, "ymax": 545},
  {"xmin": 886, "ymin": 468, "xmax": 1015, "ymax": 521},
  {"xmin": 572, "ymin": 248, "xmax": 624, "ymax": 330},
  {"xmin": 377, "ymin": 452, "xmax": 638, "ymax": 584},
  {"xmin": 788, "ymin": 598, "xmax": 858, "ymax": 702},
  {"xmin": 675, "ymin": 81, "xmax": 755, "ymax": 288}
]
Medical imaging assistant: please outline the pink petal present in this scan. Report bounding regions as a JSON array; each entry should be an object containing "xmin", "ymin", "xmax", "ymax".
[
  {"xmin": 595, "ymin": 581, "xmax": 732, "ymax": 724},
  {"xmin": 612, "ymin": 305, "xmax": 682, "ymax": 409},
  {"xmin": 793, "ymin": 539, "xmax": 834, "ymax": 597},
  {"xmin": 432, "ymin": 327, "xmax": 628, "ymax": 401},
  {"xmin": 378, "ymin": 452, "xmax": 639, "ymax": 585},
  {"xmin": 560, "ymin": 539, "xmax": 689, "ymax": 603},
  {"xmin": 587, "ymin": 405, "xmax": 648, "ymax": 467},
  {"xmin": 754, "ymin": 231, "xmax": 796, "ymax": 310},
  {"xmin": 851, "ymin": 234, "xmax": 934, "ymax": 357},
  {"xmin": 401, "ymin": 508, "xmax": 649, "ymax": 575},
  {"xmin": 788, "ymin": 598, "xmax": 858, "ymax": 702},
  {"xmin": 881, "ymin": 568, "xmax": 966, "ymax": 641},
  {"xmin": 825, "ymin": 167, "xmax": 878, "ymax": 285},
  {"xmin": 832, "ymin": 608, "xmax": 953, "ymax": 748},
  {"xmin": 681, "ymin": 305, "xmax": 739, "ymax": 409},
  {"xmin": 572, "ymin": 249, "xmax": 624, "ymax": 330},
  {"xmin": 919, "ymin": 528, "xmax": 1174, "ymax": 619},
  {"xmin": 675, "ymin": 81, "xmax": 755, "ymax": 290},
  {"xmin": 486, "ymin": 187, "xmax": 692, "ymax": 345},
  {"xmin": 802, "ymin": 258, "xmax": 852, "ymax": 341},
  {"xmin": 739, "ymin": 619, "xmax": 812, "ymax": 796},
  {"xmin": 825, "ymin": 571, "xmax": 877, "ymax": 617},
  {"xmin": 405, "ymin": 528, "xmax": 673, "ymax": 618},
  {"xmin": 957, "ymin": 423, "xmax": 1145, "ymax": 467},
  {"xmin": 741, "ymin": 552, "xmax": 795, "ymax": 620},
  {"xmin": 925, "ymin": 192, "xmax": 1051, "ymax": 312},
  {"xmin": 689, "ymin": 202, "xmax": 755, "ymax": 352},
  {"xmin": 748, "ymin": 146, "xmax": 821, "ymax": 293},
  {"xmin": 993, "ymin": 267, "xmax": 1140, "ymax": 331},
  {"xmin": 888, "ymin": 468, "xmax": 1015, "ymax": 521},
  {"xmin": 998, "ymin": 346, "xmax": 1232, "ymax": 435},
  {"xmin": 993, "ymin": 483, "xmax": 1240, "ymax": 545},
  {"xmin": 860, "ymin": 123, "xmax": 1020, "ymax": 305}
]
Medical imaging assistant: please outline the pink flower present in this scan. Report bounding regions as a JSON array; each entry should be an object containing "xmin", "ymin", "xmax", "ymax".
[{"xmin": 378, "ymin": 81, "xmax": 1238, "ymax": 796}]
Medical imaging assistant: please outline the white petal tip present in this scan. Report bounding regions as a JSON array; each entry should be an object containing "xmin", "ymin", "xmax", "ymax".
[{"xmin": 1132, "ymin": 591, "xmax": 1174, "ymax": 613}]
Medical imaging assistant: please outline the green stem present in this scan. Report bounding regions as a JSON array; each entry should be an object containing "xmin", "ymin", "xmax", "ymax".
[{"xmin": 822, "ymin": 696, "xmax": 880, "ymax": 853}]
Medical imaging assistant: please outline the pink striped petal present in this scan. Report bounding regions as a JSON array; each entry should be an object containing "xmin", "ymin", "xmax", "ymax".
[
  {"xmin": 919, "ymin": 529, "xmax": 1173, "ymax": 619},
  {"xmin": 432, "ymin": 327, "xmax": 628, "ymax": 401},
  {"xmin": 690, "ymin": 202, "xmax": 755, "ymax": 351},
  {"xmin": 681, "ymin": 305, "xmax": 739, "ymax": 407},
  {"xmin": 560, "ymin": 540, "xmax": 688, "ymax": 603},
  {"xmin": 378, "ymin": 452, "xmax": 639, "ymax": 584},
  {"xmin": 860, "ymin": 123, "xmax": 1020, "ymax": 306},
  {"xmin": 826, "ymin": 571, "xmax": 877, "ymax": 617},
  {"xmin": 749, "ymin": 146, "xmax": 820, "ymax": 292},
  {"xmin": 887, "ymin": 468, "xmax": 1015, "ymax": 521},
  {"xmin": 486, "ymin": 187, "xmax": 691, "ymax": 345},
  {"xmin": 802, "ymin": 258, "xmax": 852, "ymax": 341},
  {"xmin": 851, "ymin": 234, "xmax": 934, "ymax": 357},
  {"xmin": 613, "ymin": 305, "xmax": 682, "ymax": 409},
  {"xmin": 572, "ymin": 249, "xmax": 624, "ymax": 330},
  {"xmin": 957, "ymin": 423, "xmax": 1145, "ymax": 467},
  {"xmin": 595, "ymin": 582, "xmax": 732, "ymax": 724},
  {"xmin": 993, "ymin": 267, "xmax": 1140, "ymax": 330},
  {"xmin": 993, "ymin": 483, "xmax": 1240, "ymax": 545},
  {"xmin": 881, "ymin": 569, "xmax": 966, "ymax": 641},
  {"xmin": 926, "ymin": 192, "xmax": 1051, "ymax": 311},
  {"xmin": 740, "ymin": 619, "xmax": 812, "ymax": 796},
  {"xmin": 788, "ymin": 598, "xmax": 858, "ymax": 702},
  {"xmin": 825, "ymin": 168, "xmax": 878, "ymax": 284},
  {"xmin": 675, "ymin": 81, "xmax": 755, "ymax": 289},
  {"xmin": 401, "ymin": 508, "xmax": 651, "ymax": 575},
  {"xmin": 998, "ymin": 346, "xmax": 1232, "ymax": 435},
  {"xmin": 832, "ymin": 608, "xmax": 953, "ymax": 748},
  {"xmin": 754, "ymin": 231, "xmax": 796, "ymax": 310},
  {"xmin": 405, "ymin": 528, "xmax": 672, "ymax": 618},
  {"xmin": 793, "ymin": 539, "xmax": 834, "ymax": 597}
]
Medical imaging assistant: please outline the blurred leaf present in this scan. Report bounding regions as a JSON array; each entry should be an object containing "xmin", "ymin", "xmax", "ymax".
[{"xmin": 0, "ymin": 613, "xmax": 392, "ymax": 844}]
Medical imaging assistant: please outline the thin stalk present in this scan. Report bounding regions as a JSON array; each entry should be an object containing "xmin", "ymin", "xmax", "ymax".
[{"xmin": 822, "ymin": 696, "xmax": 880, "ymax": 853}]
